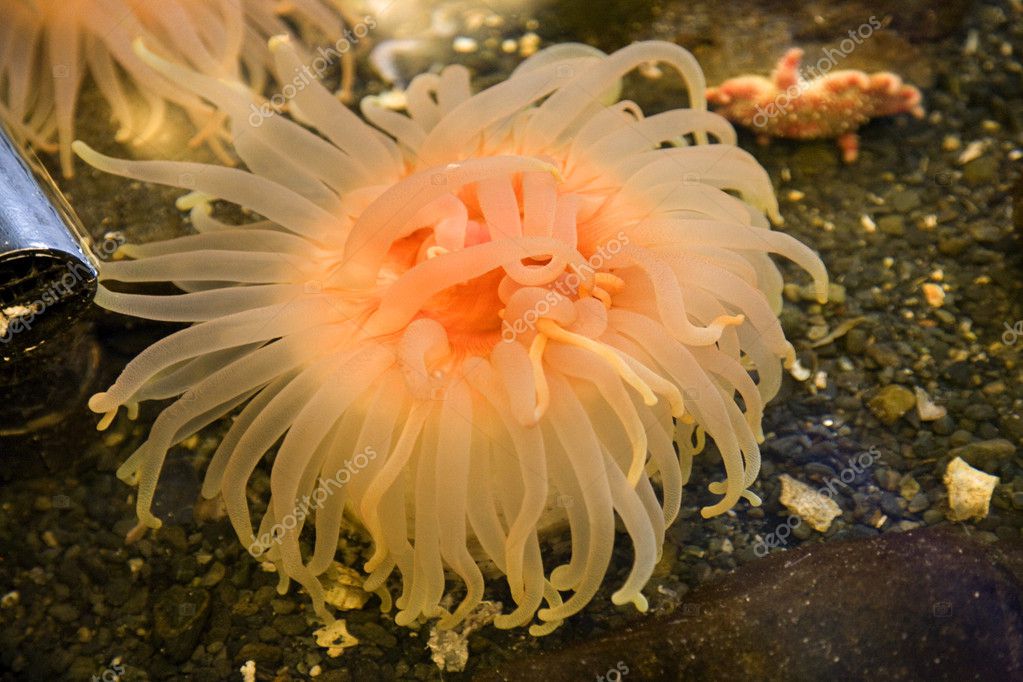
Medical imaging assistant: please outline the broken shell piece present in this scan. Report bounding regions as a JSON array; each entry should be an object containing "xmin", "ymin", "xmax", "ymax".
[
  {"xmin": 322, "ymin": 564, "xmax": 372, "ymax": 611},
  {"xmin": 943, "ymin": 456, "xmax": 998, "ymax": 522},
  {"xmin": 315, "ymin": 619, "xmax": 358, "ymax": 658},
  {"xmin": 779, "ymin": 474, "xmax": 842, "ymax": 533},
  {"xmin": 914, "ymin": 386, "xmax": 947, "ymax": 421},
  {"xmin": 428, "ymin": 601, "xmax": 503, "ymax": 672}
]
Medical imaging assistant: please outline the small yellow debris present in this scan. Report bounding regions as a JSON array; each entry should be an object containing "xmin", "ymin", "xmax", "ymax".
[
  {"xmin": 309, "ymin": 665, "xmax": 322, "ymax": 677},
  {"xmin": 1, "ymin": 591, "xmax": 19, "ymax": 608},
  {"xmin": 941, "ymin": 134, "xmax": 961, "ymax": 152},
  {"xmin": 322, "ymin": 564, "xmax": 372, "ymax": 611},
  {"xmin": 778, "ymin": 474, "xmax": 842, "ymax": 533},
  {"xmin": 639, "ymin": 62, "xmax": 663, "ymax": 79},
  {"xmin": 103, "ymin": 431, "xmax": 126, "ymax": 447},
  {"xmin": 788, "ymin": 358, "xmax": 811, "ymax": 382},
  {"xmin": 958, "ymin": 140, "xmax": 986, "ymax": 165},
  {"xmin": 860, "ymin": 214, "xmax": 876, "ymax": 233},
  {"xmin": 501, "ymin": 38, "xmax": 517, "ymax": 53},
  {"xmin": 375, "ymin": 89, "xmax": 408, "ymax": 111},
  {"xmin": 786, "ymin": 189, "xmax": 805, "ymax": 201},
  {"xmin": 922, "ymin": 282, "xmax": 945, "ymax": 307},
  {"xmin": 943, "ymin": 457, "xmax": 998, "ymax": 522},
  {"xmin": 315, "ymin": 619, "xmax": 359, "ymax": 658},
  {"xmin": 428, "ymin": 601, "xmax": 503, "ymax": 672},
  {"xmin": 519, "ymin": 32, "xmax": 541, "ymax": 56},
  {"xmin": 899, "ymin": 474, "xmax": 921, "ymax": 501},
  {"xmin": 452, "ymin": 36, "xmax": 478, "ymax": 53}
]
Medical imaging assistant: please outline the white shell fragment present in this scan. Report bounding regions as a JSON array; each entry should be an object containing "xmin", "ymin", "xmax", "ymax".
[
  {"xmin": 779, "ymin": 474, "xmax": 843, "ymax": 533},
  {"xmin": 321, "ymin": 564, "xmax": 372, "ymax": 611},
  {"xmin": 914, "ymin": 387, "xmax": 947, "ymax": 421},
  {"xmin": 943, "ymin": 457, "xmax": 999, "ymax": 522},
  {"xmin": 427, "ymin": 601, "xmax": 503, "ymax": 672},
  {"xmin": 314, "ymin": 619, "xmax": 359, "ymax": 658}
]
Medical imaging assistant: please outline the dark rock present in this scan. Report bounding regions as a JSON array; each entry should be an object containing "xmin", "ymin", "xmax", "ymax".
[
  {"xmin": 949, "ymin": 439, "xmax": 1017, "ymax": 472},
  {"xmin": 1013, "ymin": 174, "xmax": 1023, "ymax": 235},
  {"xmin": 890, "ymin": 189, "xmax": 922, "ymax": 212},
  {"xmin": 844, "ymin": 327, "xmax": 868, "ymax": 355},
  {"xmin": 877, "ymin": 215, "xmax": 906, "ymax": 236},
  {"xmin": 964, "ymin": 403, "xmax": 997, "ymax": 422},
  {"xmin": 49, "ymin": 603, "xmax": 78, "ymax": 624},
  {"xmin": 950, "ymin": 430, "xmax": 975, "ymax": 447},
  {"xmin": 938, "ymin": 236, "xmax": 971, "ymax": 256},
  {"xmin": 961, "ymin": 155, "xmax": 999, "ymax": 186},
  {"xmin": 274, "ymin": 614, "xmax": 308, "ymax": 637},
  {"xmin": 482, "ymin": 528, "xmax": 1023, "ymax": 681},
  {"xmin": 866, "ymin": 343, "xmax": 901, "ymax": 368},
  {"xmin": 153, "ymin": 586, "xmax": 211, "ymax": 663},
  {"xmin": 235, "ymin": 642, "xmax": 283, "ymax": 667},
  {"xmin": 944, "ymin": 362, "xmax": 977, "ymax": 388},
  {"xmin": 932, "ymin": 415, "xmax": 955, "ymax": 436}
]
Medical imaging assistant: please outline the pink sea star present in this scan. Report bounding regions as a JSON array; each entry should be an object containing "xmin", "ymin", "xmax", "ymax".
[{"xmin": 705, "ymin": 48, "xmax": 924, "ymax": 163}]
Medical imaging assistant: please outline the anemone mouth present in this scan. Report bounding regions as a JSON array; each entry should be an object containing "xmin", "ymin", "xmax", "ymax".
[{"xmin": 370, "ymin": 171, "xmax": 607, "ymax": 357}]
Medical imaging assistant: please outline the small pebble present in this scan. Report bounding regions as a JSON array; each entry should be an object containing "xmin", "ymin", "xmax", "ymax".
[
  {"xmin": 868, "ymin": 385, "xmax": 916, "ymax": 425},
  {"xmin": 922, "ymin": 283, "xmax": 945, "ymax": 307}
]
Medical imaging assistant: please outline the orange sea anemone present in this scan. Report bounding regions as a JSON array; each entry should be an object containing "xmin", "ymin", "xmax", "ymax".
[
  {"xmin": 75, "ymin": 37, "xmax": 828, "ymax": 634},
  {"xmin": 0, "ymin": 0, "xmax": 356, "ymax": 176}
]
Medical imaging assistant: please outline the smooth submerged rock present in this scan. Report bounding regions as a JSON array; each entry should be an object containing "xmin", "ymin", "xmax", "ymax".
[
  {"xmin": 153, "ymin": 585, "xmax": 211, "ymax": 663},
  {"xmin": 867, "ymin": 384, "xmax": 917, "ymax": 424},
  {"xmin": 482, "ymin": 528, "xmax": 1023, "ymax": 681},
  {"xmin": 948, "ymin": 438, "xmax": 1018, "ymax": 471}
]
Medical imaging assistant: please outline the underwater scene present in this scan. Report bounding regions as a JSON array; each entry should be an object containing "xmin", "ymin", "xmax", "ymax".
[{"xmin": 0, "ymin": 0, "xmax": 1021, "ymax": 680}]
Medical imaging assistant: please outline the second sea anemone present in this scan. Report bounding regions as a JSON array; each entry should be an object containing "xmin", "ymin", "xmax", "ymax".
[{"xmin": 0, "ymin": 0, "xmax": 355, "ymax": 176}]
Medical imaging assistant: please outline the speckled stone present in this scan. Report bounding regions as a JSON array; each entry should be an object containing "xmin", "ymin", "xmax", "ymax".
[
  {"xmin": 868, "ymin": 385, "xmax": 917, "ymax": 425},
  {"xmin": 962, "ymin": 155, "xmax": 999, "ymax": 185},
  {"xmin": 482, "ymin": 528, "xmax": 1023, "ymax": 681},
  {"xmin": 153, "ymin": 586, "xmax": 211, "ymax": 663}
]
